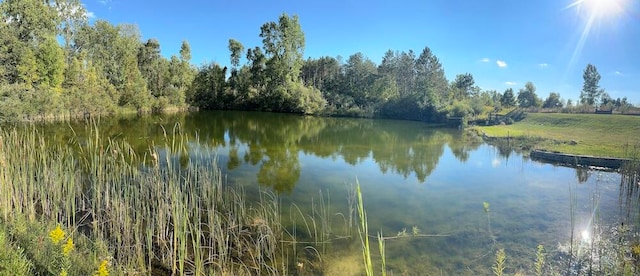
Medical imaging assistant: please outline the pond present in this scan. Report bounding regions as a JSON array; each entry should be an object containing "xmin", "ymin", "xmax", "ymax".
[{"xmin": 37, "ymin": 110, "xmax": 634, "ymax": 274}]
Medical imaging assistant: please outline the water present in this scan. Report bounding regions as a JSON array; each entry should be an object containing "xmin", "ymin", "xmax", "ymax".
[{"xmin": 36, "ymin": 110, "xmax": 632, "ymax": 274}]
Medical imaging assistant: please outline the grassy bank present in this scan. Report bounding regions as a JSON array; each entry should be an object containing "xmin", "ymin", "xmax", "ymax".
[{"xmin": 473, "ymin": 113, "xmax": 640, "ymax": 158}]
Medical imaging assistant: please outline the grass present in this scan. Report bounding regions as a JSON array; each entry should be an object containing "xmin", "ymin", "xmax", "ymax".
[
  {"xmin": 473, "ymin": 113, "xmax": 640, "ymax": 158},
  {"xmin": 0, "ymin": 124, "xmax": 332, "ymax": 275}
]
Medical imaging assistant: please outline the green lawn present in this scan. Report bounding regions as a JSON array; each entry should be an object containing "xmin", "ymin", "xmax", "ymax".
[{"xmin": 473, "ymin": 113, "xmax": 640, "ymax": 158}]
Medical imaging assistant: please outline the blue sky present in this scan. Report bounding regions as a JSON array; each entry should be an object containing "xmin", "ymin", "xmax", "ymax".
[{"xmin": 85, "ymin": 0, "xmax": 640, "ymax": 104}]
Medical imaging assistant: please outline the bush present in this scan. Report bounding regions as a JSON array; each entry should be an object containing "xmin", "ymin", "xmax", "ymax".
[
  {"xmin": 289, "ymin": 82, "xmax": 326, "ymax": 114},
  {"xmin": 151, "ymin": 96, "xmax": 170, "ymax": 113},
  {"xmin": 448, "ymin": 100, "xmax": 473, "ymax": 118}
]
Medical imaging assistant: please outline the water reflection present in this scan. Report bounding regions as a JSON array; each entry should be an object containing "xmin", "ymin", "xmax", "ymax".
[
  {"xmin": 620, "ymin": 160, "xmax": 640, "ymax": 223},
  {"xmin": 576, "ymin": 166, "xmax": 591, "ymax": 183},
  {"xmin": 21, "ymin": 110, "xmax": 635, "ymax": 274},
  {"xmin": 40, "ymin": 111, "xmax": 478, "ymax": 193}
]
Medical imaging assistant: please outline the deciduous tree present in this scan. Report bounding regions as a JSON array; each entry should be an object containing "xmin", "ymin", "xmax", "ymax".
[
  {"xmin": 517, "ymin": 82, "xmax": 541, "ymax": 108},
  {"xmin": 542, "ymin": 92, "xmax": 562, "ymax": 108},
  {"xmin": 580, "ymin": 64, "xmax": 602, "ymax": 106}
]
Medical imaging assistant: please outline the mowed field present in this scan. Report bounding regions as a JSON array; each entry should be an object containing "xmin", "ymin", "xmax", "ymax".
[{"xmin": 474, "ymin": 113, "xmax": 640, "ymax": 158}]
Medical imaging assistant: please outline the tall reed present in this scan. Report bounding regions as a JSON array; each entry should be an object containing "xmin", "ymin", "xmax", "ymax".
[{"xmin": 0, "ymin": 124, "xmax": 296, "ymax": 274}]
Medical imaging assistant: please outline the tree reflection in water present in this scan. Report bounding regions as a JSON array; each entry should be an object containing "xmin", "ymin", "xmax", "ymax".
[{"xmin": 36, "ymin": 110, "xmax": 481, "ymax": 193}]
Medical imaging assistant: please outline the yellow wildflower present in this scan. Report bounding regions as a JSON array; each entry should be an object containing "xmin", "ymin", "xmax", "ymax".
[
  {"xmin": 62, "ymin": 237, "xmax": 74, "ymax": 255},
  {"xmin": 95, "ymin": 260, "xmax": 109, "ymax": 276},
  {"xmin": 49, "ymin": 226, "xmax": 65, "ymax": 245},
  {"xmin": 60, "ymin": 269, "xmax": 68, "ymax": 276}
]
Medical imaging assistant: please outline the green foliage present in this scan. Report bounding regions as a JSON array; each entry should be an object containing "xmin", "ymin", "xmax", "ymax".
[
  {"xmin": 0, "ymin": 216, "xmax": 111, "ymax": 275},
  {"xmin": 119, "ymin": 52, "xmax": 150, "ymax": 110},
  {"xmin": 0, "ymin": 225, "xmax": 32, "ymax": 275},
  {"xmin": 580, "ymin": 63, "xmax": 602, "ymax": 106},
  {"xmin": 260, "ymin": 13, "xmax": 305, "ymax": 85},
  {"xmin": 138, "ymin": 38, "xmax": 169, "ymax": 97},
  {"xmin": 228, "ymin": 38, "xmax": 244, "ymax": 69},
  {"xmin": 0, "ymin": 6, "xmax": 634, "ymax": 126},
  {"xmin": 501, "ymin": 88, "xmax": 516, "ymax": 107},
  {"xmin": 301, "ymin": 56, "xmax": 340, "ymax": 91},
  {"xmin": 454, "ymin": 73, "xmax": 475, "ymax": 99},
  {"xmin": 0, "ymin": 0, "xmax": 59, "ymax": 43},
  {"xmin": 448, "ymin": 100, "xmax": 473, "ymax": 118},
  {"xmin": 470, "ymin": 96, "xmax": 486, "ymax": 116},
  {"xmin": 56, "ymin": 0, "xmax": 90, "ymax": 52},
  {"xmin": 187, "ymin": 62, "xmax": 228, "ymax": 109},
  {"xmin": 0, "ymin": 83, "xmax": 63, "ymax": 120},
  {"xmin": 517, "ymin": 82, "xmax": 541, "ymax": 108},
  {"xmin": 16, "ymin": 46, "xmax": 39, "ymax": 87},
  {"xmin": 542, "ymin": 92, "xmax": 562, "ymax": 108},
  {"xmin": 288, "ymin": 81, "xmax": 326, "ymax": 114},
  {"xmin": 36, "ymin": 36, "xmax": 65, "ymax": 89}
]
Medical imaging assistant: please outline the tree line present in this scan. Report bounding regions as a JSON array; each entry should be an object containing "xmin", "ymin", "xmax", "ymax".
[
  {"xmin": 0, "ymin": 0, "xmax": 196, "ymax": 121},
  {"xmin": 187, "ymin": 14, "xmax": 636, "ymax": 122},
  {"xmin": 1, "ymin": 1, "xmax": 633, "ymax": 122}
]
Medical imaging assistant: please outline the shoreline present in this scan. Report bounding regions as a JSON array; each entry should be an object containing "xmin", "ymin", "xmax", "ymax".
[{"xmin": 474, "ymin": 129, "xmax": 633, "ymax": 170}]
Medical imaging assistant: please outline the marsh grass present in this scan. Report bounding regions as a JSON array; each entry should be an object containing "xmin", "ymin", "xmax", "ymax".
[
  {"xmin": 0, "ymin": 124, "xmax": 315, "ymax": 274},
  {"xmin": 356, "ymin": 182, "xmax": 374, "ymax": 276}
]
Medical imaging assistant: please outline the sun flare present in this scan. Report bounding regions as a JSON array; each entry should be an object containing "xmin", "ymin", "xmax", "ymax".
[
  {"xmin": 565, "ymin": 0, "xmax": 629, "ymax": 72},
  {"xmin": 568, "ymin": 0, "xmax": 628, "ymax": 19},
  {"xmin": 581, "ymin": 230, "xmax": 590, "ymax": 242}
]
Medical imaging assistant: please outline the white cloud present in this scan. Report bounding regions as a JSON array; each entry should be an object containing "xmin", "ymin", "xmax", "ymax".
[
  {"xmin": 86, "ymin": 10, "xmax": 95, "ymax": 18},
  {"xmin": 97, "ymin": 0, "xmax": 112, "ymax": 10},
  {"xmin": 480, "ymin": 58, "xmax": 490, "ymax": 63},
  {"xmin": 505, "ymin": 81, "xmax": 517, "ymax": 86},
  {"xmin": 496, "ymin": 60, "xmax": 507, "ymax": 68},
  {"xmin": 538, "ymin": 63, "xmax": 548, "ymax": 68},
  {"xmin": 614, "ymin": 71, "xmax": 624, "ymax": 76}
]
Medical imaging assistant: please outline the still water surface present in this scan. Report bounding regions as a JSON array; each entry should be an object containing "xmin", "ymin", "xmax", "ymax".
[{"xmin": 40, "ymin": 110, "xmax": 628, "ymax": 274}]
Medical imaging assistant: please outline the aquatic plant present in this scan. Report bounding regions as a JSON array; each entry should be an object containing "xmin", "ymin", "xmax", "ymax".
[
  {"xmin": 493, "ymin": 248, "xmax": 506, "ymax": 276},
  {"xmin": 535, "ymin": 244, "xmax": 545, "ymax": 276}
]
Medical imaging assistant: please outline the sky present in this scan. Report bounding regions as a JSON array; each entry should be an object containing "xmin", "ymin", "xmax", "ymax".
[{"xmin": 84, "ymin": 0, "xmax": 640, "ymax": 104}]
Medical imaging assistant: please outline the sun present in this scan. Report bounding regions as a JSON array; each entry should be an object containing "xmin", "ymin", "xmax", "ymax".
[
  {"xmin": 565, "ymin": 0, "xmax": 630, "ymax": 71},
  {"xmin": 567, "ymin": 0, "xmax": 628, "ymax": 19}
]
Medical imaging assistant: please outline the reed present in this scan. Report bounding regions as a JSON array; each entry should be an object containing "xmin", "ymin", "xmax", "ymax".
[
  {"xmin": 0, "ymin": 124, "xmax": 305, "ymax": 274},
  {"xmin": 356, "ymin": 182, "xmax": 373, "ymax": 276}
]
